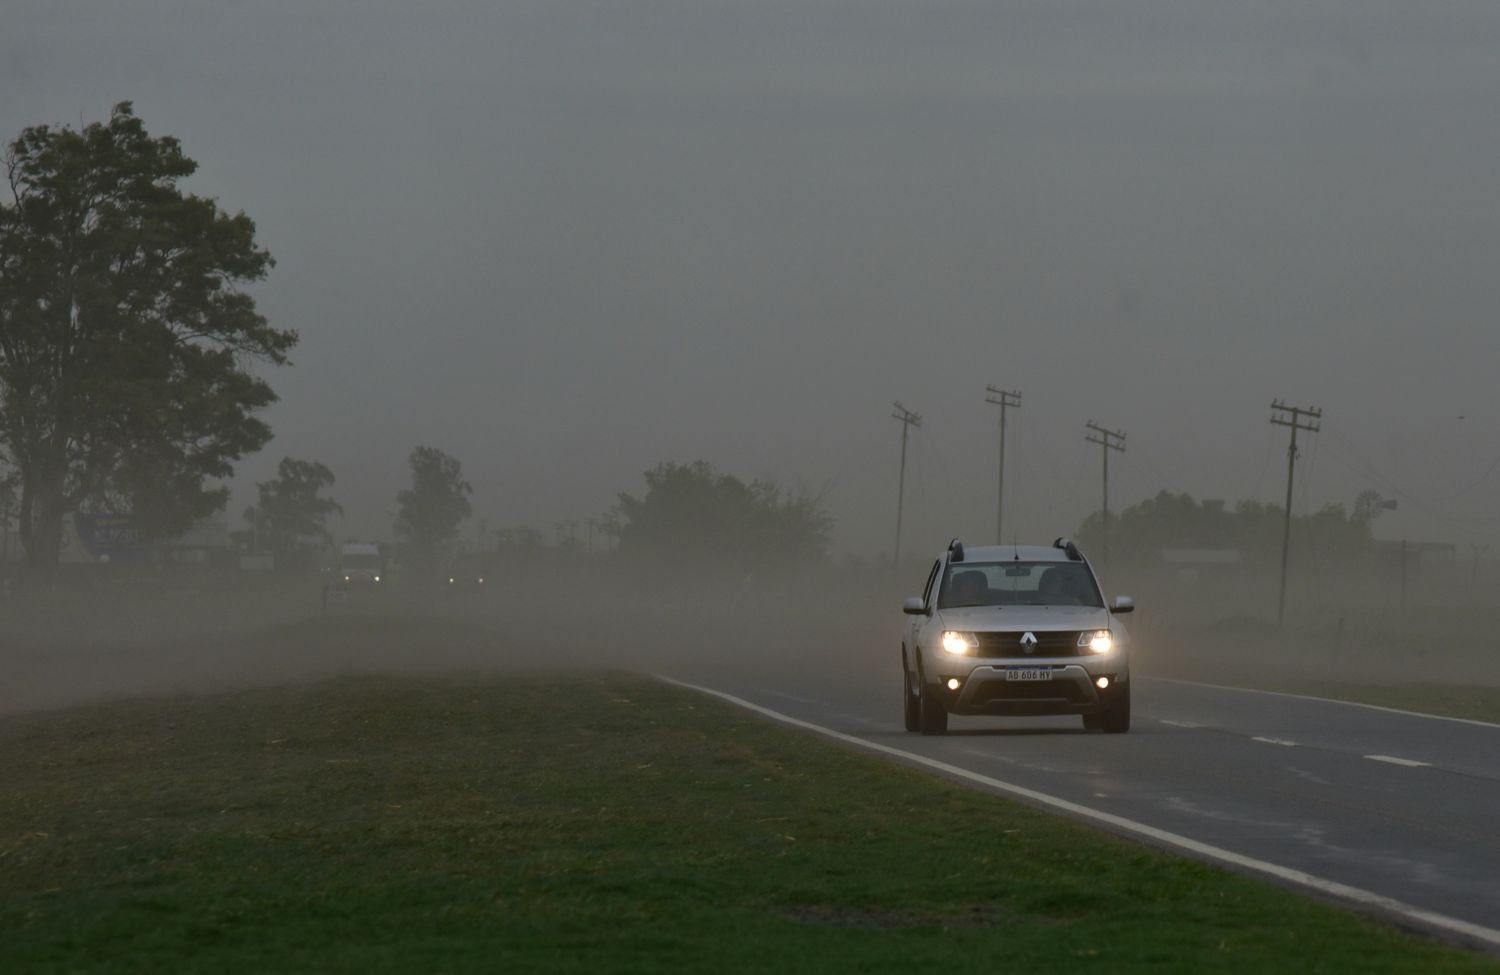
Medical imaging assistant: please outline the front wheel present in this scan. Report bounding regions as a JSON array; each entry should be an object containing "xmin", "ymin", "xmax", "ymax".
[
  {"xmin": 918, "ymin": 665, "xmax": 948, "ymax": 736},
  {"xmin": 1100, "ymin": 681, "xmax": 1131, "ymax": 734},
  {"xmin": 902, "ymin": 653, "xmax": 921, "ymax": 732}
]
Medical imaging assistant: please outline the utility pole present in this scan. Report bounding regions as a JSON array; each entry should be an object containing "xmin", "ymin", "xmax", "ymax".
[
  {"xmin": 1084, "ymin": 421, "xmax": 1126, "ymax": 572},
  {"xmin": 1399, "ymin": 539, "xmax": 1409, "ymax": 613},
  {"xmin": 985, "ymin": 386, "xmax": 1021, "ymax": 544},
  {"xmin": 891, "ymin": 401, "xmax": 922, "ymax": 572},
  {"xmin": 1270, "ymin": 400, "xmax": 1322, "ymax": 627}
]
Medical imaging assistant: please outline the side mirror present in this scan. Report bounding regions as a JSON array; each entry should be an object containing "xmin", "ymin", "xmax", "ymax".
[
  {"xmin": 1112, "ymin": 596, "xmax": 1135, "ymax": 614},
  {"xmin": 902, "ymin": 596, "xmax": 928, "ymax": 616}
]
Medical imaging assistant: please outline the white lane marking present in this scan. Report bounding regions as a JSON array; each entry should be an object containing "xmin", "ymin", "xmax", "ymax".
[
  {"xmin": 758, "ymin": 689, "xmax": 830, "ymax": 707},
  {"xmin": 1147, "ymin": 678, "xmax": 1500, "ymax": 731},
  {"xmin": 658, "ymin": 675, "xmax": 1500, "ymax": 951},
  {"xmin": 1365, "ymin": 755, "xmax": 1432, "ymax": 768},
  {"xmin": 1252, "ymin": 736, "xmax": 1298, "ymax": 747},
  {"xmin": 1158, "ymin": 719, "xmax": 1202, "ymax": 728},
  {"xmin": 1290, "ymin": 768, "xmax": 1330, "ymax": 786}
]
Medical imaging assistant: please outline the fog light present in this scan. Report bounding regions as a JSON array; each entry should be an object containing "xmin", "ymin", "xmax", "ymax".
[
  {"xmin": 946, "ymin": 678, "xmax": 961, "ymax": 691},
  {"xmin": 1096, "ymin": 677, "xmax": 1110, "ymax": 690}
]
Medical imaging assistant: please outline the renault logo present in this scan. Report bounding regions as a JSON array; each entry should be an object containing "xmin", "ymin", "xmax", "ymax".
[{"xmin": 1020, "ymin": 632, "xmax": 1038, "ymax": 653}]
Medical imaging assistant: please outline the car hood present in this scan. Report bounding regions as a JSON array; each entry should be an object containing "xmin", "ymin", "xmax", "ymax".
[{"xmin": 936, "ymin": 605, "xmax": 1111, "ymax": 632}]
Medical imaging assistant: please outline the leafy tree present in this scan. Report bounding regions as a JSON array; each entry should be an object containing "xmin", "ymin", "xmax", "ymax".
[
  {"xmin": 614, "ymin": 461, "xmax": 832, "ymax": 575},
  {"xmin": 243, "ymin": 457, "xmax": 342, "ymax": 564},
  {"xmin": 1075, "ymin": 490, "xmax": 1374, "ymax": 568},
  {"xmin": 0, "ymin": 460, "xmax": 17, "ymax": 559},
  {"xmin": 0, "ymin": 102, "xmax": 293, "ymax": 567},
  {"xmin": 394, "ymin": 446, "xmax": 472, "ymax": 571}
]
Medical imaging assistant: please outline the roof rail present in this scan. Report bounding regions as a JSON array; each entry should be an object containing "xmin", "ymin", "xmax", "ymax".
[
  {"xmin": 1052, "ymin": 537, "xmax": 1085, "ymax": 562},
  {"xmin": 948, "ymin": 538, "xmax": 965, "ymax": 563}
]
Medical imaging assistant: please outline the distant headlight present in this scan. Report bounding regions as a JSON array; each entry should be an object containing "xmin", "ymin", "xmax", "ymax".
[
  {"xmin": 373, "ymin": 575, "xmax": 381, "ymax": 583},
  {"xmin": 1079, "ymin": 630, "xmax": 1113, "ymax": 654},
  {"xmin": 448, "ymin": 577, "xmax": 456, "ymax": 584},
  {"xmin": 941, "ymin": 631, "xmax": 978, "ymax": 655},
  {"xmin": 344, "ymin": 575, "xmax": 350, "ymax": 581}
]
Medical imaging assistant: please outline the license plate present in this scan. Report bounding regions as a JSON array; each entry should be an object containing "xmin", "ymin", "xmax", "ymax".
[{"xmin": 1005, "ymin": 668, "xmax": 1052, "ymax": 682}]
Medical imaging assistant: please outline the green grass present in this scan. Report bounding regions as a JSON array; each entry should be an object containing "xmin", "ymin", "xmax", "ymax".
[
  {"xmin": 1144, "ymin": 615, "xmax": 1500, "ymax": 724},
  {"xmin": 2, "ymin": 673, "xmax": 1496, "ymax": 974},
  {"xmin": 1241, "ymin": 680, "xmax": 1500, "ymax": 725}
]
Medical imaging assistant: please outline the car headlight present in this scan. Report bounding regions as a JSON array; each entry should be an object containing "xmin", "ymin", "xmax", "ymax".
[
  {"xmin": 1079, "ymin": 630, "xmax": 1113, "ymax": 654},
  {"xmin": 941, "ymin": 631, "xmax": 979, "ymax": 655}
]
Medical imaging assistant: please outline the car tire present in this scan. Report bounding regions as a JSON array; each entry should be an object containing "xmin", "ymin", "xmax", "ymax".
[
  {"xmin": 902, "ymin": 653, "xmax": 921, "ymax": 733},
  {"xmin": 918, "ymin": 664, "xmax": 948, "ymax": 736},
  {"xmin": 1101, "ymin": 682, "xmax": 1131, "ymax": 734}
]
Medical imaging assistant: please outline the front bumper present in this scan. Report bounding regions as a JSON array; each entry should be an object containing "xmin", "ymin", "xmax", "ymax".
[{"xmin": 932, "ymin": 661, "xmax": 1128, "ymax": 716}]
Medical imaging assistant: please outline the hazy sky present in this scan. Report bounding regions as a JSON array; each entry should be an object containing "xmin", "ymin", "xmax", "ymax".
[{"xmin": 5, "ymin": 1, "xmax": 1500, "ymax": 557}]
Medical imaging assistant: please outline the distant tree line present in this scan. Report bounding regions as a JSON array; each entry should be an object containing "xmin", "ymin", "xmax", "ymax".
[
  {"xmin": 1075, "ymin": 490, "xmax": 1383, "ymax": 568},
  {"xmin": 241, "ymin": 458, "xmax": 342, "ymax": 566},
  {"xmin": 612, "ymin": 461, "xmax": 832, "ymax": 576},
  {"xmin": 0, "ymin": 106, "xmax": 832, "ymax": 578},
  {"xmin": 394, "ymin": 445, "xmax": 472, "ymax": 579}
]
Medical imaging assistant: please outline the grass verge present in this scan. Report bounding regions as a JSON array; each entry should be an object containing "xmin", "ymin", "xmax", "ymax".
[
  {"xmin": 1182, "ymin": 678, "xmax": 1500, "ymax": 725},
  {"xmin": 2, "ymin": 673, "xmax": 1496, "ymax": 973},
  {"xmin": 1144, "ymin": 616, "xmax": 1500, "ymax": 724}
]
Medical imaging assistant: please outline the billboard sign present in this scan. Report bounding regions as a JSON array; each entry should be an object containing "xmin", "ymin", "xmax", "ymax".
[{"xmin": 66, "ymin": 513, "xmax": 150, "ymax": 563}]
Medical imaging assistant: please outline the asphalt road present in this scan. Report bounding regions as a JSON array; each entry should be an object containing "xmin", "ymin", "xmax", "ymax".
[{"xmin": 663, "ymin": 660, "xmax": 1500, "ymax": 951}]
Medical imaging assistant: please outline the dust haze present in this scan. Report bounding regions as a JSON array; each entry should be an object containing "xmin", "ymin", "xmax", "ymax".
[
  {"xmin": 5, "ymin": 1, "xmax": 1500, "ymax": 711},
  {"xmin": 5, "ymin": 554, "xmax": 1498, "ymax": 718}
]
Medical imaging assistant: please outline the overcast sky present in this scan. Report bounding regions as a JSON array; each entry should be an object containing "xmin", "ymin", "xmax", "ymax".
[{"xmin": 6, "ymin": 0, "xmax": 1500, "ymax": 558}]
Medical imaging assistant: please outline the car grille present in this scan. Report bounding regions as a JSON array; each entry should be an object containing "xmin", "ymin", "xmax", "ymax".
[{"xmin": 972, "ymin": 631, "xmax": 1086, "ymax": 658}]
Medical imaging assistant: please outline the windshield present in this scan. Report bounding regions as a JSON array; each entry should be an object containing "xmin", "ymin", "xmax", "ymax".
[
  {"xmin": 937, "ymin": 561, "xmax": 1103, "ymax": 609},
  {"xmin": 342, "ymin": 554, "xmax": 381, "ymax": 570}
]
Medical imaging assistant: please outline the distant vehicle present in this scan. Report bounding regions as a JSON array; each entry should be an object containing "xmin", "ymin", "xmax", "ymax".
[
  {"xmin": 901, "ymin": 538, "xmax": 1134, "ymax": 736},
  {"xmin": 445, "ymin": 555, "xmax": 487, "ymax": 591},
  {"xmin": 339, "ymin": 542, "xmax": 383, "ymax": 585}
]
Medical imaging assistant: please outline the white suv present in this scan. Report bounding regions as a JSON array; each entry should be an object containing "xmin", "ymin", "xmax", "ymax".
[{"xmin": 901, "ymin": 539, "xmax": 1134, "ymax": 735}]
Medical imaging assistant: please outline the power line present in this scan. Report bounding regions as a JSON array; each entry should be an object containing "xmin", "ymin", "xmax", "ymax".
[
  {"xmin": 1321, "ymin": 430, "xmax": 1500, "ymax": 526},
  {"xmin": 891, "ymin": 401, "xmax": 922, "ymax": 571},
  {"xmin": 1084, "ymin": 421, "xmax": 1126, "ymax": 573},
  {"xmin": 984, "ymin": 386, "xmax": 1021, "ymax": 545},
  {"xmin": 1250, "ymin": 424, "xmax": 1277, "ymax": 502},
  {"xmin": 1297, "ymin": 432, "xmax": 1323, "ymax": 584},
  {"xmin": 1125, "ymin": 435, "xmax": 1183, "ymax": 497},
  {"xmin": 1270, "ymin": 400, "xmax": 1321, "ymax": 626},
  {"xmin": 1021, "ymin": 421, "xmax": 1086, "ymax": 510},
  {"xmin": 1433, "ymin": 450, "xmax": 1500, "ymax": 503},
  {"xmin": 1010, "ymin": 405, "xmax": 1024, "ymax": 536}
]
